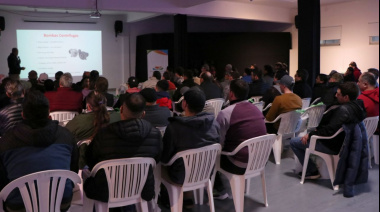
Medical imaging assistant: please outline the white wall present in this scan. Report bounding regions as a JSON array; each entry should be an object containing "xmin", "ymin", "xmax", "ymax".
[
  {"xmin": 0, "ymin": 11, "xmax": 126, "ymax": 89},
  {"xmin": 288, "ymin": 0, "xmax": 379, "ymax": 77}
]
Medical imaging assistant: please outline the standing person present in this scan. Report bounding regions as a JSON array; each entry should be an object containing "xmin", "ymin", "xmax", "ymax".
[
  {"xmin": 7, "ymin": 48, "xmax": 25, "ymax": 81},
  {"xmin": 349, "ymin": 61, "xmax": 362, "ymax": 82}
]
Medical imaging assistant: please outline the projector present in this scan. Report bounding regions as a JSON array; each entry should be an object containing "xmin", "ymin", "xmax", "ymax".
[{"xmin": 90, "ymin": 11, "xmax": 101, "ymax": 18}]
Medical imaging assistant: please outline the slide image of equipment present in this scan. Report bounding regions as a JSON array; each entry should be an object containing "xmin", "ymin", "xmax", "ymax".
[
  {"xmin": 69, "ymin": 49, "xmax": 78, "ymax": 57},
  {"xmin": 68, "ymin": 49, "xmax": 89, "ymax": 60}
]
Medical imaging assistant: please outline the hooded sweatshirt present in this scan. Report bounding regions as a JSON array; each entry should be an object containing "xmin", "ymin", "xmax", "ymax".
[
  {"xmin": 84, "ymin": 119, "xmax": 161, "ymax": 202},
  {"xmin": 161, "ymin": 112, "xmax": 220, "ymax": 184},
  {"xmin": 358, "ymin": 88, "xmax": 379, "ymax": 117},
  {"xmin": 0, "ymin": 120, "xmax": 78, "ymax": 208}
]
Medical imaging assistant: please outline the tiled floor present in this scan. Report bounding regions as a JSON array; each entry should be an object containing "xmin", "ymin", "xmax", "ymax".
[{"xmin": 70, "ymin": 156, "xmax": 379, "ymax": 212}]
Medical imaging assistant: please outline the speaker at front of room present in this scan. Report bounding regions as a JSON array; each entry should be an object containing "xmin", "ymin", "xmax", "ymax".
[
  {"xmin": 0, "ymin": 16, "xmax": 5, "ymax": 31},
  {"xmin": 114, "ymin": 20, "xmax": 123, "ymax": 37}
]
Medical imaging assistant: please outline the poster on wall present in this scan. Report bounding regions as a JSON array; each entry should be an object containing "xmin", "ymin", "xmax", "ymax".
[{"xmin": 147, "ymin": 50, "xmax": 168, "ymax": 78}]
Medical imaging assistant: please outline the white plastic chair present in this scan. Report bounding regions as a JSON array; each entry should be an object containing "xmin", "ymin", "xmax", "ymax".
[
  {"xmin": 301, "ymin": 98, "xmax": 311, "ymax": 110},
  {"xmin": 265, "ymin": 110, "xmax": 301, "ymax": 164},
  {"xmin": 363, "ymin": 116, "xmax": 379, "ymax": 168},
  {"xmin": 297, "ymin": 104, "xmax": 326, "ymax": 137},
  {"xmin": 83, "ymin": 158, "xmax": 156, "ymax": 212},
  {"xmin": 252, "ymin": 102, "xmax": 264, "ymax": 112},
  {"xmin": 205, "ymin": 98, "xmax": 225, "ymax": 118},
  {"xmin": 161, "ymin": 144, "xmax": 221, "ymax": 212},
  {"xmin": 262, "ymin": 103, "xmax": 272, "ymax": 112},
  {"xmin": 300, "ymin": 128, "xmax": 344, "ymax": 190},
  {"xmin": 250, "ymin": 96, "xmax": 262, "ymax": 103},
  {"xmin": 310, "ymin": 97, "xmax": 321, "ymax": 106},
  {"xmin": 0, "ymin": 170, "xmax": 81, "ymax": 212},
  {"xmin": 50, "ymin": 111, "xmax": 78, "ymax": 126},
  {"xmin": 156, "ymin": 126, "xmax": 167, "ymax": 137},
  {"xmin": 217, "ymin": 134, "xmax": 276, "ymax": 212}
]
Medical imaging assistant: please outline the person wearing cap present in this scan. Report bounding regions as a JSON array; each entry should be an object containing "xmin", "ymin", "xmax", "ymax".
[
  {"xmin": 140, "ymin": 88, "xmax": 171, "ymax": 127},
  {"xmin": 161, "ymin": 89, "xmax": 220, "ymax": 185},
  {"xmin": 265, "ymin": 75, "xmax": 302, "ymax": 133},
  {"xmin": 293, "ymin": 69, "xmax": 312, "ymax": 99},
  {"xmin": 126, "ymin": 76, "xmax": 141, "ymax": 93}
]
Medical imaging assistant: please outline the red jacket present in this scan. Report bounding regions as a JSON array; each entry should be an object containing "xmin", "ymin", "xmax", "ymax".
[
  {"xmin": 358, "ymin": 88, "xmax": 379, "ymax": 117},
  {"xmin": 45, "ymin": 87, "xmax": 83, "ymax": 113},
  {"xmin": 353, "ymin": 67, "xmax": 362, "ymax": 82},
  {"xmin": 168, "ymin": 81, "xmax": 176, "ymax": 91},
  {"xmin": 156, "ymin": 97, "xmax": 172, "ymax": 110}
]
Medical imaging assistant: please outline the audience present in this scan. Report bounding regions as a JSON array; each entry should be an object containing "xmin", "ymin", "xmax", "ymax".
[
  {"xmin": 248, "ymin": 69, "xmax": 270, "ymax": 98},
  {"xmin": 357, "ymin": 72, "xmax": 379, "ymax": 117},
  {"xmin": 0, "ymin": 80, "xmax": 24, "ymax": 136},
  {"xmin": 155, "ymin": 80, "xmax": 172, "ymax": 109},
  {"xmin": 89, "ymin": 70, "xmax": 99, "ymax": 90},
  {"xmin": 83, "ymin": 93, "xmax": 161, "ymax": 204},
  {"xmin": 95, "ymin": 76, "xmax": 114, "ymax": 107},
  {"xmin": 265, "ymin": 75, "xmax": 302, "ymax": 133},
  {"xmin": 172, "ymin": 69, "xmax": 200, "ymax": 102},
  {"xmin": 200, "ymin": 71, "xmax": 223, "ymax": 100},
  {"xmin": 261, "ymin": 70, "xmax": 287, "ymax": 110},
  {"xmin": 53, "ymin": 71, "xmax": 63, "ymax": 91},
  {"xmin": 242, "ymin": 68, "xmax": 252, "ymax": 83},
  {"xmin": 321, "ymin": 72, "xmax": 343, "ymax": 107},
  {"xmin": 312, "ymin": 73, "xmax": 328, "ymax": 103},
  {"xmin": 163, "ymin": 71, "xmax": 176, "ymax": 91},
  {"xmin": 0, "ymin": 91, "xmax": 79, "ymax": 212},
  {"xmin": 263, "ymin": 64, "xmax": 275, "ymax": 86},
  {"xmin": 349, "ymin": 61, "xmax": 362, "ymax": 82},
  {"xmin": 44, "ymin": 79, "xmax": 55, "ymax": 92},
  {"xmin": 28, "ymin": 70, "xmax": 45, "ymax": 93},
  {"xmin": 344, "ymin": 67, "xmax": 356, "ymax": 82},
  {"xmin": 142, "ymin": 71, "xmax": 161, "ymax": 89},
  {"xmin": 293, "ymin": 69, "xmax": 312, "ymax": 99},
  {"xmin": 173, "ymin": 66, "xmax": 185, "ymax": 87},
  {"xmin": 45, "ymin": 72, "xmax": 83, "ymax": 113},
  {"xmin": 140, "ymin": 88, "xmax": 171, "ymax": 127}
]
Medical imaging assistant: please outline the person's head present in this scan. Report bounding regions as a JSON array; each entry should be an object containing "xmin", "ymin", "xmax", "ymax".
[
  {"xmin": 263, "ymin": 65, "xmax": 274, "ymax": 78},
  {"xmin": 121, "ymin": 93, "xmax": 146, "ymax": 120},
  {"xmin": 22, "ymin": 91, "xmax": 50, "ymax": 127},
  {"xmin": 28, "ymin": 70, "xmax": 38, "ymax": 80},
  {"xmin": 357, "ymin": 72, "xmax": 377, "ymax": 92},
  {"xmin": 5, "ymin": 80, "xmax": 24, "ymax": 99},
  {"xmin": 349, "ymin": 61, "xmax": 357, "ymax": 68},
  {"xmin": 336, "ymin": 82, "xmax": 359, "ymax": 103},
  {"xmin": 244, "ymin": 68, "xmax": 252, "ymax": 76},
  {"xmin": 182, "ymin": 89, "xmax": 206, "ymax": 115},
  {"xmin": 128, "ymin": 77, "xmax": 139, "ymax": 88},
  {"xmin": 82, "ymin": 71, "xmax": 90, "ymax": 79},
  {"xmin": 201, "ymin": 64, "xmax": 210, "ymax": 73},
  {"xmin": 163, "ymin": 71, "xmax": 172, "ymax": 81},
  {"xmin": 183, "ymin": 69, "xmax": 194, "ymax": 80},
  {"xmin": 175, "ymin": 67, "xmax": 184, "ymax": 77},
  {"xmin": 90, "ymin": 70, "xmax": 99, "ymax": 80},
  {"xmin": 278, "ymin": 75, "xmax": 295, "ymax": 92},
  {"xmin": 59, "ymin": 73, "xmax": 73, "ymax": 88},
  {"xmin": 38, "ymin": 73, "xmax": 48, "ymax": 84},
  {"xmin": 295, "ymin": 69, "xmax": 309, "ymax": 82},
  {"xmin": 367, "ymin": 68, "xmax": 379, "ymax": 80},
  {"xmin": 231, "ymin": 71, "xmax": 241, "ymax": 80},
  {"xmin": 82, "ymin": 77, "xmax": 90, "ymax": 89},
  {"xmin": 316, "ymin": 74, "xmax": 328, "ymax": 84},
  {"xmin": 225, "ymin": 64, "xmax": 233, "ymax": 72},
  {"xmin": 345, "ymin": 67, "xmax": 354, "ymax": 76},
  {"xmin": 11, "ymin": 48, "xmax": 18, "ymax": 56},
  {"xmin": 251, "ymin": 69, "xmax": 263, "ymax": 81},
  {"xmin": 55, "ymin": 71, "xmax": 63, "ymax": 81},
  {"xmin": 95, "ymin": 76, "xmax": 109, "ymax": 93},
  {"xmin": 86, "ymin": 91, "xmax": 110, "ymax": 137},
  {"xmin": 229, "ymin": 79, "xmax": 249, "ymax": 101},
  {"xmin": 44, "ymin": 79, "xmax": 55, "ymax": 91},
  {"xmin": 200, "ymin": 71, "xmax": 213, "ymax": 83},
  {"xmin": 140, "ymin": 88, "xmax": 157, "ymax": 105},
  {"xmin": 329, "ymin": 72, "xmax": 343, "ymax": 83},
  {"xmin": 156, "ymin": 80, "xmax": 169, "ymax": 92},
  {"xmin": 274, "ymin": 62, "xmax": 283, "ymax": 70},
  {"xmin": 152, "ymin": 71, "xmax": 161, "ymax": 80},
  {"xmin": 274, "ymin": 70, "xmax": 287, "ymax": 83}
]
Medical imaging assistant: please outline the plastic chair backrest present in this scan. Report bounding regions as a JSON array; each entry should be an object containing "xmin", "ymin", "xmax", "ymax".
[
  {"xmin": 0, "ymin": 170, "xmax": 81, "ymax": 212},
  {"xmin": 205, "ymin": 98, "xmax": 224, "ymax": 118},
  {"xmin": 263, "ymin": 103, "xmax": 272, "ymax": 112},
  {"xmin": 301, "ymin": 98, "xmax": 311, "ymax": 110},
  {"xmin": 363, "ymin": 116, "xmax": 379, "ymax": 139},
  {"xmin": 310, "ymin": 97, "xmax": 321, "ymax": 106},
  {"xmin": 50, "ymin": 111, "xmax": 78, "ymax": 122},
  {"xmin": 252, "ymin": 102, "xmax": 264, "ymax": 112},
  {"xmin": 90, "ymin": 158, "xmax": 156, "ymax": 205},
  {"xmin": 156, "ymin": 126, "xmax": 167, "ymax": 137},
  {"xmin": 168, "ymin": 144, "xmax": 221, "ymax": 188},
  {"xmin": 250, "ymin": 96, "xmax": 262, "ymax": 103},
  {"xmin": 304, "ymin": 104, "xmax": 326, "ymax": 130},
  {"xmin": 277, "ymin": 110, "xmax": 302, "ymax": 135}
]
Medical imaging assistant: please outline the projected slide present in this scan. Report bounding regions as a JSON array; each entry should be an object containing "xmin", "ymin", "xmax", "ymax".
[{"xmin": 17, "ymin": 30, "xmax": 102, "ymax": 79}]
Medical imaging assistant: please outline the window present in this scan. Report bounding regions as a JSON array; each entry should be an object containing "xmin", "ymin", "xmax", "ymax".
[
  {"xmin": 370, "ymin": 36, "xmax": 379, "ymax": 45},
  {"xmin": 320, "ymin": 26, "xmax": 341, "ymax": 46},
  {"xmin": 369, "ymin": 22, "xmax": 379, "ymax": 45},
  {"xmin": 320, "ymin": 39, "xmax": 341, "ymax": 46}
]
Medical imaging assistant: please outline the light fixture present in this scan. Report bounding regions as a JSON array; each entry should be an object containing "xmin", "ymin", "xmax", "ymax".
[{"xmin": 90, "ymin": 0, "xmax": 101, "ymax": 18}]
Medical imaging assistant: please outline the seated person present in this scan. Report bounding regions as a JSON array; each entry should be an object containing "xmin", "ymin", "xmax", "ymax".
[
  {"xmin": 142, "ymin": 71, "xmax": 161, "ymax": 89},
  {"xmin": 248, "ymin": 69, "xmax": 270, "ymax": 98},
  {"xmin": 293, "ymin": 69, "xmax": 312, "ymax": 99},
  {"xmin": 161, "ymin": 89, "xmax": 219, "ymax": 184},
  {"xmin": 312, "ymin": 73, "xmax": 328, "ymax": 104},
  {"xmin": 155, "ymin": 80, "xmax": 173, "ymax": 109},
  {"xmin": 83, "ymin": 93, "xmax": 161, "ymax": 203},
  {"xmin": 45, "ymin": 72, "xmax": 83, "ymax": 113},
  {"xmin": 321, "ymin": 72, "xmax": 343, "ymax": 107},
  {"xmin": 140, "ymin": 88, "xmax": 171, "ymax": 127},
  {"xmin": 261, "ymin": 70, "xmax": 287, "ymax": 110},
  {"xmin": 95, "ymin": 77, "xmax": 114, "ymax": 107},
  {"xmin": 0, "ymin": 91, "xmax": 78, "ymax": 212},
  {"xmin": 357, "ymin": 72, "xmax": 379, "ymax": 117},
  {"xmin": 200, "ymin": 71, "xmax": 223, "ymax": 100}
]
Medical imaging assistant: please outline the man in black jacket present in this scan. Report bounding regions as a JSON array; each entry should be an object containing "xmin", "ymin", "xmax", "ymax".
[
  {"xmin": 293, "ymin": 69, "xmax": 312, "ymax": 99},
  {"xmin": 290, "ymin": 82, "xmax": 366, "ymax": 179},
  {"xmin": 248, "ymin": 69, "xmax": 270, "ymax": 98},
  {"xmin": 7, "ymin": 48, "xmax": 25, "ymax": 80},
  {"xmin": 83, "ymin": 93, "xmax": 161, "ymax": 203}
]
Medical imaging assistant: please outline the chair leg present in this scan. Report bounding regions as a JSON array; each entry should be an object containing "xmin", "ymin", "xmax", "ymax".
[
  {"xmin": 260, "ymin": 171, "xmax": 268, "ymax": 207},
  {"xmin": 368, "ymin": 137, "xmax": 373, "ymax": 169},
  {"xmin": 206, "ymin": 180, "xmax": 216, "ymax": 212},
  {"xmin": 163, "ymin": 182, "xmax": 183, "ymax": 212},
  {"xmin": 199, "ymin": 188, "xmax": 204, "ymax": 205},
  {"xmin": 273, "ymin": 136, "xmax": 282, "ymax": 165},
  {"xmin": 300, "ymin": 148, "xmax": 311, "ymax": 184},
  {"xmin": 228, "ymin": 175, "xmax": 246, "ymax": 212},
  {"xmin": 94, "ymin": 201, "xmax": 108, "ymax": 212},
  {"xmin": 193, "ymin": 190, "xmax": 198, "ymax": 205},
  {"xmin": 82, "ymin": 194, "xmax": 95, "ymax": 212},
  {"xmin": 373, "ymin": 135, "xmax": 379, "ymax": 165},
  {"xmin": 139, "ymin": 200, "xmax": 149, "ymax": 212},
  {"xmin": 245, "ymin": 179, "xmax": 251, "ymax": 195}
]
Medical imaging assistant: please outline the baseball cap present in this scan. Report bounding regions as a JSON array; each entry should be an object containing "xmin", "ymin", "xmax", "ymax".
[{"xmin": 279, "ymin": 75, "xmax": 294, "ymax": 88}]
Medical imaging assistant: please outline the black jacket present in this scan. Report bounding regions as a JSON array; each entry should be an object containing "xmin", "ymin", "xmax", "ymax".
[
  {"xmin": 161, "ymin": 112, "xmax": 220, "ymax": 184},
  {"xmin": 309, "ymin": 100, "xmax": 366, "ymax": 153},
  {"xmin": 312, "ymin": 83, "xmax": 327, "ymax": 104},
  {"xmin": 0, "ymin": 98, "xmax": 23, "ymax": 136},
  {"xmin": 248, "ymin": 79, "xmax": 270, "ymax": 98},
  {"xmin": 200, "ymin": 81, "xmax": 223, "ymax": 100},
  {"xmin": 7, "ymin": 53, "xmax": 22, "ymax": 75},
  {"xmin": 293, "ymin": 81, "xmax": 312, "ymax": 99},
  {"xmin": 84, "ymin": 119, "xmax": 161, "ymax": 202},
  {"xmin": 172, "ymin": 78, "xmax": 200, "ymax": 101},
  {"xmin": 321, "ymin": 82, "xmax": 340, "ymax": 107}
]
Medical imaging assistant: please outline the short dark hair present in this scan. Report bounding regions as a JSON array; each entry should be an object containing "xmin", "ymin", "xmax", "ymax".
[
  {"xmin": 55, "ymin": 71, "xmax": 63, "ymax": 80},
  {"xmin": 90, "ymin": 70, "xmax": 99, "ymax": 80},
  {"xmin": 140, "ymin": 88, "xmax": 157, "ymax": 103},
  {"xmin": 175, "ymin": 67, "xmax": 184, "ymax": 76},
  {"xmin": 252, "ymin": 69, "xmax": 263, "ymax": 80},
  {"xmin": 264, "ymin": 65, "xmax": 274, "ymax": 77},
  {"xmin": 230, "ymin": 79, "xmax": 249, "ymax": 100},
  {"xmin": 244, "ymin": 68, "xmax": 252, "ymax": 76},
  {"xmin": 349, "ymin": 61, "xmax": 357, "ymax": 68},
  {"xmin": 184, "ymin": 69, "xmax": 193, "ymax": 79},
  {"xmin": 153, "ymin": 71, "xmax": 161, "ymax": 80},
  {"xmin": 368, "ymin": 68, "xmax": 379, "ymax": 80},
  {"xmin": 44, "ymin": 79, "xmax": 55, "ymax": 91},
  {"xmin": 156, "ymin": 80, "xmax": 169, "ymax": 91},
  {"xmin": 128, "ymin": 77, "xmax": 139, "ymax": 88},
  {"xmin": 123, "ymin": 93, "xmax": 146, "ymax": 116},
  {"xmin": 274, "ymin": 70, "xmax": 287, "ymax": 80},
  {"xmin": 346, "ymin": 67, "xmax": 354, "ymax": 74},
  {"xmin": 95, "ymin": 76, "xmax": 109, "ymax": 93},
  {"xmin": 360, "ymin": 72, "xmax": 377, "ymax": 87},
  {"xmin": 296, "ymin": 69, "xmax": 309, "ymax": 82},
  {"xmin": 231, "ymin": 71, "xmax": 240, "ymax": 80},
  {"xmin": 338, "ymin": 82, "xmax": 359, "ymax": 101},
  {"xmin": 22, "ymin": 91, "xmax": 50, "ymax": 125},
  {"xmin": 5, "ymin": 80, "xmax": 23, "ymax": 99},
  {"xmin": 183, "ymin": 89, "xmax": 206, "ymax": 113},
  {"xmin": 163, "ymin": 71, "xmax": 171, "ymax": 80},
  {"xmin": 318, "ymin": 74, "xmax": 328, "ymax": 83}
]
